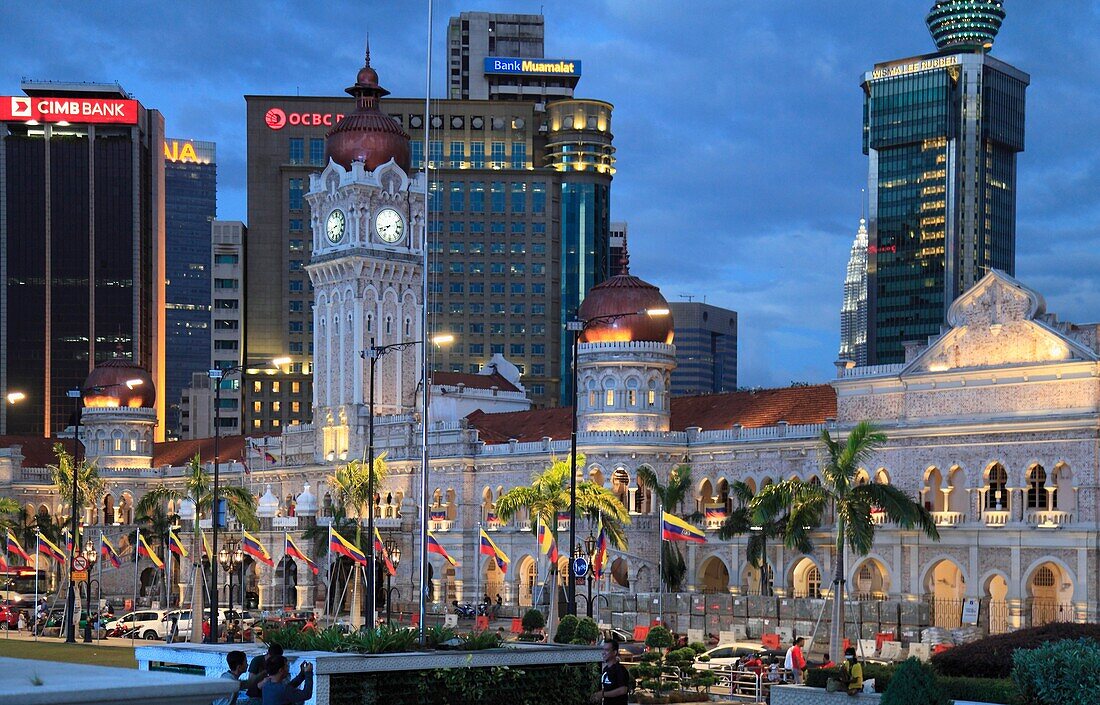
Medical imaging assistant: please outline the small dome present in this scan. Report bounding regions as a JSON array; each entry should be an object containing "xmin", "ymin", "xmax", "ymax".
[
  {"xmin": 258, "ymin": 484, "xmax": 279, "ymax": 518},
  {"xmin": 82, "ymin": 359, "xmax": 156, "ymax": 409},
  {"xmin": 577, "ymin": 274, "xmax": 674, "ymax": 344},
  {"xmin": 926, "ymin": 0, "xmax": 1005, "ymax": 52},
  {"xmin": 295, "ymin": 483, "xmax": 317, "ymax": 516},
  {"xmin": 325, "ymin": 43, "xmax": 410, "ymax": 172}
]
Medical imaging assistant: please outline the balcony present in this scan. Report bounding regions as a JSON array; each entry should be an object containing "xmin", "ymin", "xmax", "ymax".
[
  {"xmin": 430, "ymin": 519, "xmax": 455, "ymax": 532},
  {"xmin": 375, "ymin": 517, "xmax": 401, "ymax": 530},
  {"xmin": 870, "ymin": 512, "xmax": 887, "ymax": 526},
  {"xmin": 1028, "ymin": 510, "xmax": 1073, "ymax": 528},
  {"xmin": 983, "ymin": 510, "xmax": 1010, "ymax": 527},
  {"xmin": 931, "ymin": 511, "xmax": 964, "ymax": 527},
  {"xmin": 272, "ymin": 517, "xmax": 299, "ymax": 529}
]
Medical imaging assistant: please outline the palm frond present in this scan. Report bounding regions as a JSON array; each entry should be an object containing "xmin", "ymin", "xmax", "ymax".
[{"xmin": 853, "ymin": 483, "xmax": 939, "ymax": 541}]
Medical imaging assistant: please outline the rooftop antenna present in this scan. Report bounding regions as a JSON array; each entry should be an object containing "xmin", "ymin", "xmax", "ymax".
[
  {"xmin": 679, "ymin": 294, "xmax": 695, "ymax": 302},
  {"xmin": 861, "ymin": 187, "xmax": 867, "ymax": 221}
]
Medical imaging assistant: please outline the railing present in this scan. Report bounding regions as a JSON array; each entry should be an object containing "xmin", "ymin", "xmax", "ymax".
[
  {"xmin": 1032, "ymin": 601, "xmax": 1074, "ymax": 627},
  {"xmin": 931, "ymin": 511, "xmax": 964, "ymax": 527},
  {"xmin": 871, "ymin": 512, "xmax": 887, "ymax": 526},
  {"xmin": 709, "ymin": 666, "xmax": 764, "ymax": 702},
  {"xmin": 983, "ymin": 510, "xmax": 1010, "ymax": 527},
  {"xmin": 1028, "ymin": 510, "xmax": 1073, "ymax": 528},
  {"xmin": 430, "ymin": 519, "xmax": 455, "ymax": 532},
  {"xmin": 375, "ymin": 517, "xmax": 401, "ymax": 529},
  {"xmin": 840, "ymin": 363, "xmax": 907, "ymax": 378},
  {"xmin": 272, "ymin": 517, "xmax": 298, "ymax": 529},
  {"xmin": 20, "ymin": 466, "xmax": 53, "ymax": 482}
]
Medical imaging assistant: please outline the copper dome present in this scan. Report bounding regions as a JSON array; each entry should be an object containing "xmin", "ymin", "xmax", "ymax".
[
  {"xmin": 578, "ymin": 274, "xmax": 674, "ymax": 344},
  {"xmin": 325, "ymin": 43, "xmax": 410, "ymax": 172},
  {"xmin": 82, "ymin": 359, "xmax": 156, "ymax": 409}
]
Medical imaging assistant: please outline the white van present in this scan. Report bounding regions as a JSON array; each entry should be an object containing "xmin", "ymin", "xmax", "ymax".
[{"xmin": 105, "ymin": 609, "xmax": 167, "ymax": 640}]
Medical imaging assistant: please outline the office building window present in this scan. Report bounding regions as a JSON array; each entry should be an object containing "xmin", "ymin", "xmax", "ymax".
[
  {"xmin": 214, "ymin": 340, "xmax": 239, "ymax": 350},
  {"xmin": 470, "ymin": 323, "xmax": 484, "ymax": 333},
  {"xmin": 532, "ymin": 344, "xmax": 546, "ymax": 355},
  {"xmin": 532, "ymin": 183, "xmax": 546, "ymax": 213},
  {"xmin": 469, "ymin": 303, "xmax": 484, "ymax": 314},
  {"xmin": 449, "ymin": 242, "xmax": 465, "ymax": 254},
  {"xmin": 491, "ymin": 181, "xmax": 505, "ymax": 213},
  {"xmin": 291, "ymin": 402, "xmax": 301, "ymax": 413},
  {"xmin": 491, "ymin": 344, "xmax": 504, "ymax": 354},
  {"xmin": 449, "ymin": 282, "xmax": 464, "ymax": 293},
  {"xmin": 449, "ymin": 262, "xmax": 464, "ymax": 274},
  {"xmin": 289, "ymin": 239, "xmax": 304, "ymax": 251},
  {"xmin": 428, "ymin": 180, "xmax": 443, "ymax": 211},
  {"xmin": 449, "ymin": 182, "xmax": 464, "ymax": 212},
  {"xmin": 470, "ymin": 343, "xmax": 484, "ymax": 354},
  {"xmin": 215, "ymin": 254, "xmax": 239, "ymax": 265},
  {"xmin": 469, "ymin": 241, "xmax": 484, "ymax": 253},
  {"xmin": 289, "ymin": 300, "xmax": 303, "ymax": 313},
  {"xmin": 215, "ymin": 299, "xmax": 238, "ymax": 309},
  {"xmin": 289, "ymin": 322, "xmax": 304, "ymax": 333},
  {"xmin": 214, "ymin": 278, "xmax": 237, "ymax": 289},
  {"xmin": 532, "ymin": 264, "xmax": 546, "ymax": 276},
  {"xmin": 289, "ymin": 219, "xmax": 303, "ymax": 231},
  {"xmin": 511, "ymin": 222, "xmax": 526, "ymax": 234},
  {"xmin": 532, "ymin": 324, "xmax": 546, "ymax": 335},
  {"xmin": 289, "ymin": 260, "xmax": 303, "ymax": 271},
  {"xmin": 511, "ymin": 182, "xmax": 526, "ymax": 213},
  {"xmin": 428, "ymin": 140, "xmax": 443, "ymax": 167},
  {"xmin": 449, "ymin": 141, "xmax": 464, "ymax": 168},
  {"xmin": 272, "ymin": 401, "xmax": 281, "ymax": 413},
  {"xmin": 510, "ymin": 283, "xmax": 526, "ymax": 294},
  {"xmin": 533, "ymin": 222, "xmax": 546, "ymax": 235},
  {"xmin": 469, "ymin": 181, "xmax": 485, "ymax": 213},
  {"xmin": 470, "ymin": 142, "xmax": 485, "ymax": 168},
  {"xmin": 532, "ymin": 364, "xmax": 545, "ymax": 375},
  {"xmin": 429, "ymin": 282, "xmax": 443, "ymax": 294},
  {"xmin": 253, "ymin": 381, "xmax": 262, "ymax": 393},
  {"xmin": 289, "ymin": 179, "xmax": 303, "ymax": 210},
  {"xmin": 289, "ymin": 280, "xmax": 304, "ymax": 292},
  {"xmin": 512, "ymin": 142, "xmax": 527, "ymax": 169},
  {"xmin": 289, "ymin": 138, "xmax": 304, "ymax": 165},
  {"xmin": 510, "ymin": 244, "xmax": 525, "ymax": 255},
  {"xmin": 491, "ymin": 242, "xmax": 505, "ymax": 254},
  {"xmin": 289, "ymin": 342, "xmax": 303, "ymax": 354},
  {"xmin": 470, "ymin": 262, "xmax": 485, "ymax": 274},
  {"xmin": 532, "ymin": 384, "xmax": 545, "ymax": 396},
  {"xmin": 253, "ymin": 401, "xmax": 262, "ymax": 413},
  {"xmin": 491, "ymin": 303, "xmax": 505, "ymax": 314},
  {"xmin": 532, "ymin": 283, "xmax": 545, "ymax": 295},
  {"xmin": 470, "ymin": 283, "xmax": 484, "ymax": 293},
  {"xmin": 510, "ymin": 344, "xmax": 525, "ymax": 356},
  {"xmin": 491, "ymin": 141, "xmax": 506, "ymax": 169},
  {"xmin": 532, "ymin": 304, "xmax": 546, "ymax": 315},
  {"xmin": 450, "ymin": 221, "xmax": 465, "ymax": 233},
  {"xmin": 490, "ymin": 283, "xmax": 505, "ymax": 294},
  {"xmin": 411, "ymin": 141, "xmax": 423, "ymax": 169},
  {"xmin": 292, "ymin": 382, "xmax": 301, "ymax": 394},
  {"xmin": 310, "ymin": 138, "xmax": 325, "ymax": 165}
]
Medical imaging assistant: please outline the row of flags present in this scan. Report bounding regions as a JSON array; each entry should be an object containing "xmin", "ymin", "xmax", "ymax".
[{"xmin": 327, "ymin": 525, "xmax": 395, "ymax": 576}]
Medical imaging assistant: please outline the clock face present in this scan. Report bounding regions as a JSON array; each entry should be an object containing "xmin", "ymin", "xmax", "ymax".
[
  {"xmin": 376, "ymin": 207, "xmax": 405, "ymax": 243},
  {"xmin": 325, "ymin": 209, "xmax": 346, "ymax": 243}
]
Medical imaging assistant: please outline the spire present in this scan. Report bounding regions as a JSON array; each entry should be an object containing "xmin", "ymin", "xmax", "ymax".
[{"xmin": 364, "ymin": 32, "xmax": 370, "ymax": 66}]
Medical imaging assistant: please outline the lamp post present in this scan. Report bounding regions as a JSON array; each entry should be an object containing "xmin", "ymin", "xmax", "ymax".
[
  {"xmin": 81, "ymin": 541, "xmax": 98, "ymax": 643},
  {"xmin": 583, "ymin": 532, "xmax": 597, "ymax": 618},
  {"xmin": 219, "ymin": 539, "xmax": 243, "ymax": 611},
  {"xmin": 750, "ymin": 525, "xmax": 769, "ymax": 596},
  {"xmin": 360, "ymin": 335, "xmax": 451, "ymax": 630},
  {"xmin": 65, "ymin": 378, "xmax": 142, "ymax": 644},
  {"xmin": 207, "ymin": 357, "xmax": 288, "ymax": 643},
  {"xmin": 564, "ymin": 307, "xmax": 669, "ymax": 615},
  {"xmin": 383, "ymin": 537, "xmax": 402, "ymax": 624}
]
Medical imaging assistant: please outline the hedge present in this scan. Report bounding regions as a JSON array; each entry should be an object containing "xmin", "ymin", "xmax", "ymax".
[
  {"xmin": 1013, "ymin": 638, "xmax": 1100, "ymax": 705},
  {"xmin": 808, "ymin": 664, "xmax": 1020, "ymax": 704},
  {"xmin": 932, "ymin": 623, "xmax": 1100, "ymax": 679}
]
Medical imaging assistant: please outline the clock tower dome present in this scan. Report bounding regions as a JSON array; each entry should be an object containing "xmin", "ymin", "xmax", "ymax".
[{"xmin": 305, "ymin": 44, "xmax": 426, "ymax": 462}]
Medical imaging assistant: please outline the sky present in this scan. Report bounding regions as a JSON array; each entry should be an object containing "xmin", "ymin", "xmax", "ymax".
[{"xmin": 3, "ymin": 1, "xmax": 1100, "ymax": 388}]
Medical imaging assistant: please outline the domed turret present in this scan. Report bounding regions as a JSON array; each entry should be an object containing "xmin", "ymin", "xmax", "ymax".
[
  {"xmin": 258, "ymin": 485, "xmax": 280, "ymax": 518},
  {"xmin": 577, "ymin": 274, "xmax": 674, "ymax": 344},
  {"xmin": 295, "ymin": 483, "xmax": 317, "ymax": 517},
  {"xmin": 926, "ymin": 0, "xmax": 1005, "ymax": 52},
  {"xmin": 82, "ymin": 359, "xmax": 155, "ymax": 409},
  {"xmin": 325, "ymin": 39, "xmax": 411, "ymax": 172}
]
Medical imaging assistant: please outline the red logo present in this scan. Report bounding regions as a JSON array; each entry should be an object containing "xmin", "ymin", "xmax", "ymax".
[{"xmin": 265, "ymin": 107, "xmax": 287, "ymax": 130}]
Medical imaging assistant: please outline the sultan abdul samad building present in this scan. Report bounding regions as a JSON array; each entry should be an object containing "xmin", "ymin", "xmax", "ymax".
[{"xmin": 1, "ymin": 49, "xmax": 1097, "ymax": 640}]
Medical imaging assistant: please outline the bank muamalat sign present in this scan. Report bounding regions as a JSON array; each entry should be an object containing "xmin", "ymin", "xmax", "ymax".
[
  {"xmin": 483, "ymin": 57, "xmax": 581, "ymax": 77},
  {"xmin": 0, "ymin": 96, "xmax": 139, "ymax": 124},
  {"xmin": 264, "ymin": 107, "xmax": 346, "ymax": 131}
]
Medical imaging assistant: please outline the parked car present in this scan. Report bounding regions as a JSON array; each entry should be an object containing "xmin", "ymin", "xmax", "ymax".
[
  {"xmin": 0, "ymin": 602, "xmax": 21, "ymax": 629},
  {"xmin": 104, "ymin": 609, "xmax": 167, "ymax": 640},
  {"xmin": 164, "ymin": 608, "xmax": 246, "ymax": 640},
  {"xmin": 694, "ymin": 642, "xmax": 785, "ymax": 671}
]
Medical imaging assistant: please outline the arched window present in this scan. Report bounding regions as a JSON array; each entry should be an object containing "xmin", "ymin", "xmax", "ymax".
[
  {"xmin": 986, "ymin": 464, "xmax": 1008, "ymax": 510},
  {"xmin": 1034, "ymin": 566, "xmax": 1055, "ymax": 588},
  {"xmin": 647, "ymin": 380, "xmax": 657, "ymax": 407},
  {"xmin": 586, "ymin": 380, "xmax": 597, "ymax": 409},
  {"xmin": 603, "ymin": 379, "xmax": 616, "ymax": 408},
  {"xmin": 626, "ymin": 378, "xmax": 639, "ymax": 407},
  {"xmin": 385, "ymin": 317, "xmax": 392, "ymax": 335},
  {"xmin": 807, "ymin": 566, "xmax": 821, "ymax": 598},
  {"xmin": 1027, "ymin": 465, "xmax": 1047, "ymax": 510}
]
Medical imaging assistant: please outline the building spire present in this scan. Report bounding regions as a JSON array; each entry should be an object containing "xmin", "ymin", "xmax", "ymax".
[{"xmin": 364, "ymin": 32, "xmax": 371, "ymax": 66}]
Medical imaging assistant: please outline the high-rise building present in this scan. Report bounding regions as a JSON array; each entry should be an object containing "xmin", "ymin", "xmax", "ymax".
[
  {"xmin": 448, "ymin": 12, "xmax": 579, "ymax": 103},
  {"xmin": 839, "ymin": 217, "xmax": 869, "ymax": 366},
  {"xmin": 668, "ymin": 301, "xmax": 737, "ymax": 396},
  {"xmin": 609, "ymin": 221, "xmax": 629, "ymax": 277},
  {"xmin": 0, "ymin": 81, "xmax": 166, "ymax": 438},
  {"xmin": 180, "ymin": 220, "xmax": 245, "ymax": 439},
  {"xmin": 862, "ymin": 0, "xmax": 1028, "ymax": 363},
  {"xmin": 164, "ymin": 137, "xmax": 216, "ymax": 439},
  {"xmin": 244, "ymin": 23, "xmax": 612, "ymax": 424}
]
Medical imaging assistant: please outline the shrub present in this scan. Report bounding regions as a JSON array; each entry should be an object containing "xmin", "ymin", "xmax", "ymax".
[
  {"xmin": 881, "ymin": 658, "xmax": 948, "ymax": 705},
  {"xmin": 687, "ymin": 642, "xmax": 707, "ymax": 655},
  {"xmin": 461, "ymin": 629, "xmax": 503, "ymax": 651},
  {"xmin": 645, "ymin": 625, "xmax": 674, "ymax": 650},
  {"xmin": 574, "ymin": 617, "xmax": 599, "ymax": 645},
  {"xmin": 521, "ymin": 608, "xmax": 546, "ymax": 633},
  {"xmin": 1012, "ymin": 638, "xmax": 1100, "ymax": 705},
  {"xmin": 932, "ymin": 623, "xmax": 1100, "ymax": 679},
  {"xmin": 807, "ymin": 662, "xmax": 895, "ymax": 692},
  {"xmin": 938, "ymin": 676, "xmax": 1020, "ymax": 705},
  {"xmin": 424, "ymin": 625, "xmax": 457, "ymax": 649},
  {"xmin": 555, "ymin": 615, "xmax": 579, "ymax": 644}
]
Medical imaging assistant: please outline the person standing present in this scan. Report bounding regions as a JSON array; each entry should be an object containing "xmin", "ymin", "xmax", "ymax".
[
  {"xmin": 590, "ymin": 639, "xmax": 630, "ymax": 705},
  {"xmin": 784, "ymin": 636, "xmax": 807, "ymax": 684},
  {"xmin": 259, "ymin": 657, "xmax": 313, "ymax": 705},
  {"xmin": 214, "ymin": 650, "xmax": 249, "ymax": 705},
  {"xmin": 17, "ymin": 611, "xmax": 26, "ymax": 633}
]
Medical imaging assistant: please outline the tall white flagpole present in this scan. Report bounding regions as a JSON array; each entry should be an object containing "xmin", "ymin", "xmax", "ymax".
[
  {"xmin": 658, "ymin": 499, "xmax": 664, "ymax": 626},
  {"xmin": 33, "ymin": 530, "xmax": 39, "ymax": 642}
]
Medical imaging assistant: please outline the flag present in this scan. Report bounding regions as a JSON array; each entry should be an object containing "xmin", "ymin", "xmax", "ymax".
[
  {"xmin": 241, "ymin": 530, "xmax": 274, "ymax": 566},
  {"xmin": 661, "ymin": 511, "xmax": 707, "ymax": 544},
  {"xmin": 137, "ymin": 533, "xmax": 164, "ymax": 569},
  {"xmin": 705, "ymin": 505, "xmax": 728, "ymax": 520},
  {"xmin": 63, "ymin": 528, "xmax": 74, "ymax": 556},
  {"xmin": 430, "ymin": 509, "xmax": 447, "ymax": 522},
  {"xmin": 0, "ymin": 551, "xmax": 6, "ymax": 570},
  {"xmin": 373, "ymin": 527, "xmax": 396, "ymax": 576},
  {"xmin": 593, "ymin": 519, "xmax": 609, "ymax": 579},
  {"xmin": 426, "ymin": 532, "xmax": 458, "ymax": 567},
  {"xmin": 537, "ymin": 521, "xmax": 558, "ymax": 563},
  {"xmin": 100, "ymin": 535, "xmax": 122, "ymax": 569},
  {"xmin": 329, "ymin": 526, "xmax": 367, "ymax": 565},
  {"xmin": 285, "ymin": 534, "xmax": 319, "ymax": 575},
  {"xmin": 37, "ymin": 534, "xmax": 66, "ymax": 564},
  {"xmin": 199, "ymin": 528, "xmax": 212, "ymax": 557},
  {"xmin": 479, "ymin": 528, "xmax": 509, "ymax": 574},
  {"xmin": 6, "ymin": 533, "xmax": 29, "ymax": 562},
  {"xmin": 168, "ymin": 529, "xmax": 188, "ymax": 557}
]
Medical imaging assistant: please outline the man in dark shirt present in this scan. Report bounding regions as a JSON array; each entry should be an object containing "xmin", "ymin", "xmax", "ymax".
[
  {"xmin": 244, "ymin": 643, "xmax": 283, "ymax": 699},
  {"xmin": 591, "ymin": 640, "xmax": 630, "ymax": 705},
  {"xmin": 260, "ymin": 655, "xmax": 313, "ymax": 705}
]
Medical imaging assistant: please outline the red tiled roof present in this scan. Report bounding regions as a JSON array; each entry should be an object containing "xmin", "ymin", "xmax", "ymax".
[
  {"xmin": 432, "ymin": 371, "xmax": 520, "ymax": 393},
  {"xmin": 464, "ymin": 385, "xmax": 836, "ymax": 444},
  {"xmin": 0, "ymin": 436, "xmax": 63, "ymax": 468},
  {"xmin": 152, "ymin": 435, "xmax": 252, "ymax": 467}
]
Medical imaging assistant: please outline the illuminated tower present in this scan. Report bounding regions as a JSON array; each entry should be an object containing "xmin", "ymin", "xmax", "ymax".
[{"xmin": 839, "ymin": 217, "xmax": 869, "ymax": 366}]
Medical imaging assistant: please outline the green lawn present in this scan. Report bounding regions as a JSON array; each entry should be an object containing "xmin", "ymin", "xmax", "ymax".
[{"xmin": 0, "ymin": 638, "xmax": 136, "ymax": 669}]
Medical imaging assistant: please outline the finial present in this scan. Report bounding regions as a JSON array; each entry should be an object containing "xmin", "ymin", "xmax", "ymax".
[{"xmin": 364, "ymin": 32, "xmax": 371, "ymax": 66}]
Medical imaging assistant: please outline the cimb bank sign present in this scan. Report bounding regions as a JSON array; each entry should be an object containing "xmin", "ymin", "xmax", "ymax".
[
  {"xmin": 483, "ymin": 57, "xmax": 581, "ymax": 77},
  {"xmin": 0, "ymin": 96, "xmax": 139, "ymax": 124}
]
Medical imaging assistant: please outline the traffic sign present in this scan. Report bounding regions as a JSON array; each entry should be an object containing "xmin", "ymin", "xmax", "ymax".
[
  {"xmin": 572, "ymin": 556, "xmax": 589, "ymax": 578},
  {"xmin": 73, "ymin": 570, "xmax": 89, "ymax": 582},
  {"xmin": 72, "ymin": 556, "xmax": 89, "ymax": 571}
]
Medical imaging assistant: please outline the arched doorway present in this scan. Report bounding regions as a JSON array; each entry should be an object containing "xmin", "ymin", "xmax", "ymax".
[
  {"xmin": 925, "ymin": 559, "xmax": 966, "ymax": 628},
  {"xmin": 850, "ymin": 558, "xmax": 889, "ymax": 600},
  {"xmin": 483, "ymin": 556, "xmax": 505, "ymax": 604},
  {"xmin": 697, "ymin": 556, "xmax": 729, "ymax": 594},
  {"xmin": 1028, "ymin": 562, "xmax": 1073, "ymax": 627},
  {"xmin": 741, "ymin": 562, "xmax": 773, "ymax": 596},
  {"xmin": 518, "ymin": 557, "xmax": 537, "ymax": 607},
  {"xmin": 275, "ymin": 556, "xmax": 297, "ymax": 609},
  {"xmin": 790, "ymin": 558, "xmax": 822, "ymax": 598},
  {"xmin": 984, "ymin": 574, "xmax": 1009, "ymax": 634}
]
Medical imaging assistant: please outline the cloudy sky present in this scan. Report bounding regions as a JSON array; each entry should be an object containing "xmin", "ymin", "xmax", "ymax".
[{"xmin": 3, "ymin": 1, "xmax": 1098, "ymax": 388}]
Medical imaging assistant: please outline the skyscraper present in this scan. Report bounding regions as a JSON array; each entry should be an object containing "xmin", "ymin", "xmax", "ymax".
[
  {"xmin": 609, "ymin": 221, "xmax": 629, "ymax": 277},
  {"xmin": 0, "ymin": 81, "xmax": 166, "ymax": 437},
  {"xmin": 668, "ymin": 301, "xmax": 737, "ymax": 396},
  {"xmin": 164, "ymin": 138, "xmax": 216, "ymax": 439},
  {"xmin": 839, "ymin": 217, "xmax": 869, "ymax": 366},
  {"xmin": 862, "ymin": 0, "xmax": 1028, "ymax": 363}
]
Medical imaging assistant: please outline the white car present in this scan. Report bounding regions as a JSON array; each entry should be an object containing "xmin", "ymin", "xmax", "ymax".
[
  {"xmin": 694, "ymin": 642, "xmax": 776, "ymax": 671},
  {"xmin": 105, "ymin": 610, "xmax": 167, "ymax": 640},
  {"xmin": 164, "ymin": 608, "xmax": 251, "ymax": 639}
]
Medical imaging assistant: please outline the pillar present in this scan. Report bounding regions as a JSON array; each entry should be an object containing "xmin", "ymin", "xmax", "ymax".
[{"xmin": 295, "ymin": 585, "xmax": 310, "ymax": 610}]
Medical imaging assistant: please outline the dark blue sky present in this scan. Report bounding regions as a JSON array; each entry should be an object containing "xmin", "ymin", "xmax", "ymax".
[{"xmin": 4, "ymin": 1, "xmax": 1098, "ymax": 387}]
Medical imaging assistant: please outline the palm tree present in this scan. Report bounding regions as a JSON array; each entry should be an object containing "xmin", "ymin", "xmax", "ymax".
[
  {"xmin": 327, "ymin": 454, "xmax": 389, "ymax": 628},
  {"xmin": 752, "ymin": 422, "xmax": 939, "ymax": 661},
  {"xmin": 716, "ymin": 481, "xmax": 815, "ymax": 596},
  {"xmin": 0, "ymin": 497, "xmax": 19, "ymax": 532},
  {"xmin": 301, "ymin": 507, "xmax": 368, "ymax": 619},
  {"xmin": 48, "ymin": 442, "xmax": 104, "ymax": 532},
  {"xmin": 135, "ymin": 503, "xmax": 180, "ymax": 607},
  {"xmin": 135, "ymin": 454, "xmax": 258, "ymax": 643},
  {"xmin": 637, "ymin": 464, "xmax": 698, "ymax": 592}
]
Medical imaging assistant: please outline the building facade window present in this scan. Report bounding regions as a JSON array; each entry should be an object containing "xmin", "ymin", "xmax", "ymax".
[{"xmin": 289, "ymin": 138, "xmax": 304, "ymax": 165}]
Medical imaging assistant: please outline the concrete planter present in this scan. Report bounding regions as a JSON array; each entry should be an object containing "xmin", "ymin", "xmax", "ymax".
[{"xmin": 137, "ymin": 642, "xmax": 603, "ymax": 705}]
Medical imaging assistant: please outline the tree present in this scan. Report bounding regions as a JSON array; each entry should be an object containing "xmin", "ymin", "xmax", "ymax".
[
  {"xmin": 135, "ymin": 454, "xmax": 258, "ymax": 643},
  {"xmin": 134, "ymin": 503, "xmax": 180, "ymax": 607},
  {"xmin": 301, "ymin": 506, "xmax": 371, "ymax": 619},
  {"xmin": 636, "ymin": 464, "xmax": 697, "ymax": 592},
  {"xmin": 752, "ymin": 422, "xmax": 939, "ymax": 662},
  {"xmin": 0, "ymin": 497, "xmax": 20, "ymax": 533},
  {"xmin": 327, "ymin": 454, "xmax": 389, "ymax": 628},
  {"xmin": 717, "ymin": 480, "xmax": 814, "ymax": 595},
  {"xmin": 48, "ymin": 442, "xmax": 104, "ymax": 529}
]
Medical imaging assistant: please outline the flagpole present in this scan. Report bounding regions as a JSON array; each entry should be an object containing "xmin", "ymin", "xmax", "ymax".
[
  {"xmin": 658, "ymin": 499, "xmax": 664, "ymax": 627},
  {"xmin": 325, "ymin": 524, "xmax": 332, "ymax": 622},
  {"xmin": 33, "ymin": 530, "xmax": 39, "ymax": 642},
  {"xmin": 475, "ymin": 522, "xmax": 482, "ymax": 617},
  {"xmin": 97, "ymin": 530, "xmax": 104, "ymax": 644},
  {"xmin": 132, "ymin": 536, "xmax": 139, "ymax": 644},
  {"xmin": 417, "ymin": 0, "xmax": 434, "ymax": 647}
]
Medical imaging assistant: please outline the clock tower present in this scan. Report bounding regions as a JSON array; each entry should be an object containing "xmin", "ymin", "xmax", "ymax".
[{"xmin": 305, "ymin": 45, "xmax": 426, "ymax": 462}]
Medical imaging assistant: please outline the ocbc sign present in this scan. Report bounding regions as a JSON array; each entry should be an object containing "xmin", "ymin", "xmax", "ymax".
[{"xmin": 265, "ymin": 107, "xmax": 345, "ymax": 131}]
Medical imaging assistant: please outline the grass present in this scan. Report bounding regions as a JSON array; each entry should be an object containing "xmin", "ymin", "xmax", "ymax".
[{"xmin": 0, "ymin": 638, "xmax": 137, "ymax": 669}]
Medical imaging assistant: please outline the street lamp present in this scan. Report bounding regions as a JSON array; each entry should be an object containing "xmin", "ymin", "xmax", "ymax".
[
  {"xmin": 207, "ymin": 357, "xmax": 285, "ymax": 643},
  {"xmin": 6, "ymin": 391, "xmax": 26, "ymax": 405},
  {"xmin": 218, "ymin": 539, "xmax": 243, "ymax": 616},
  {"xmin": 583, "ymin": 532, "xmax": 598, "ymax": 618},
  {"xmin": 564, "ymin": 307, "xmax": 668, "ymax": 615},
  {"xmin": 81, "ymin": 540, "xmax": 98, "ymax": 643},
  {"xmin": 750, "ymin": 525, "xmax": 769, "ymax": 596},
  {"xmin": 360, "ymin": 334, "xmax": 451, "ymax": 630},
  {"xmin": 65, "ymin": 378, "xmax": 142, "ymax": 644},
  {"xmin": 383, "ymin": 537, "xmax": 402, "ymax": 624}
]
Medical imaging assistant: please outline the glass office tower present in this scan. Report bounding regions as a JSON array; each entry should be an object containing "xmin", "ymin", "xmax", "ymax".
[{"xmin": 862, "ymin": 2, "xmax": 1027, "ymax": 364}]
